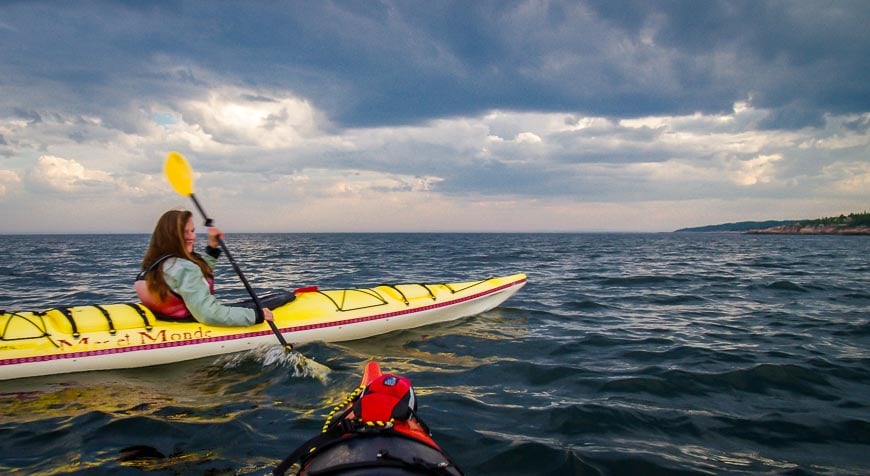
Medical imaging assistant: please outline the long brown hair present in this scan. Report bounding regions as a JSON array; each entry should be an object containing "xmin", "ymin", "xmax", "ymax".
[{"xmin": 141, "ymin": 210, "xmax": 213, "ymax": 299}]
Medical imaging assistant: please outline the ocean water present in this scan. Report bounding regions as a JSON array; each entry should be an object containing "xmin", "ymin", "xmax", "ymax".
[{"xmin": 1, "ymin": 233, "xmax": 868, "ymax": 475}]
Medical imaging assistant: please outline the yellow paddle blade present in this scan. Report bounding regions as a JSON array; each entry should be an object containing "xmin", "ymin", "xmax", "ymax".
[{"xmin": 164, "ymin": 151, "xmax": 194, "ymax": 196}]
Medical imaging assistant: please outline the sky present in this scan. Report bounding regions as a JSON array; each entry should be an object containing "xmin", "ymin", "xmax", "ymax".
[{"xmin": 1, "ymin": 0, "xmax": 868, "ymax": 233}]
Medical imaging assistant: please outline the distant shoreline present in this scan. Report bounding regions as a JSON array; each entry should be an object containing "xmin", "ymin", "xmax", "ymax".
[
  {"xmin": 745, "ymin": 224, "xmax": 870, "ymax": 235},
  {"xmin": 675, "ymin": 224, "xmax": 870, "ymax": 235},
  {"xmin": 676, "ymin": 212, "xmax": 870, "ymax": 235}
]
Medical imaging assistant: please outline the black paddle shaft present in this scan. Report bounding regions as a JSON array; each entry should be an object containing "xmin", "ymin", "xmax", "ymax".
[{"xmin": 188, "ymin": 193, "xmax": 291, "ymax": 349}]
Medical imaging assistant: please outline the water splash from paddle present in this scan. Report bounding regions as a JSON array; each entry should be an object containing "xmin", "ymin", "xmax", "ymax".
[
  {"xmin": 262, "ymin": 346, "xmax": 331, "ymax": 382},
  {"xmin": 216, "ymin": 345, "xmax": 330, "ymax": 382}
]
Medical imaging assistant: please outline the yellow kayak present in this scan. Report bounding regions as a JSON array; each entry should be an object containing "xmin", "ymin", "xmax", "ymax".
[{"xmin": 0, "ymin": 273, "xmax": 526, "ymax": 381}]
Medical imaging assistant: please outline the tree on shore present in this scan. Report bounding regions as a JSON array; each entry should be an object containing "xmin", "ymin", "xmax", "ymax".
[{"xmin": 801, "ymin": 211, "xmax": 869, "ymax": 227}]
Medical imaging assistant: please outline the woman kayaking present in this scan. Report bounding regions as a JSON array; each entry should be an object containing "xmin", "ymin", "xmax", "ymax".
[{"xmin": 135, "ymin": 209, "xmax": 274, "ymax": 326}]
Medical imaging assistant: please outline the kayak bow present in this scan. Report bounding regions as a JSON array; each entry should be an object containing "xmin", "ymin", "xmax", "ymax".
[{"xmin": 274, "ymin": 360, "xmax": 464, "ymax": 475}]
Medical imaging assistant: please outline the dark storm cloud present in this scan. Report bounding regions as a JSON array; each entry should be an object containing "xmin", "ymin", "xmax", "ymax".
[
  {"xmin": 2, "ymin": 0, "xmax": 867, "ymax": 130},
  {"xmin": 583, "ymin": 0, "xmax": 870, "ymax": 128}
]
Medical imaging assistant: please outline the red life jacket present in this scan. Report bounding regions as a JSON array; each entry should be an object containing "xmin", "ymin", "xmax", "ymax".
[
  {"xmin": 353, "ymin": 373, "xmax": 417, "ymax": 422},
  {"xmin": 135, "ymin": 255, "xmax": 214, "ymax": 319},
  {"xmin": 350, "ymin": 373, "xmax": 442, "ymax": 448}
]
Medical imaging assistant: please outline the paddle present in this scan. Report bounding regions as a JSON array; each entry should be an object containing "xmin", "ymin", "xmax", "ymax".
[{"xmin": 163, "ymin": 151, "xmax": 293, "ymax": 351}]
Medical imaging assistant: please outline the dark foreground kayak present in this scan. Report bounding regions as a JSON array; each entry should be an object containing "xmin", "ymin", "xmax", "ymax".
[{"xmin": 274, "ymin": 360, "xmax": 463, "ymax": 475}]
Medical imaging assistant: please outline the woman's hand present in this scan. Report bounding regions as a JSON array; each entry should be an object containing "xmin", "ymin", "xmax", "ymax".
[
  {"xmin": 262, "ymin": 308, "xmax": 274, "ymax": 322},
  {"xmin": 207, "ymin": 226, "xmax": 224, "ymax": 248}
]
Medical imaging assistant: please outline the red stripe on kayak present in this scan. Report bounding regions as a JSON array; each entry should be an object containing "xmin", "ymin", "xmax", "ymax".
[{"xmin": 1, "ymin": 277, "xmax": 526, "ymax": 368}]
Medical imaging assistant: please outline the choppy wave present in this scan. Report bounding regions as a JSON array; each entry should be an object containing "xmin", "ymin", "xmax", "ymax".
[{"xmin": 1, "ymin": 233, "xmax": 869, "ymax": 475}]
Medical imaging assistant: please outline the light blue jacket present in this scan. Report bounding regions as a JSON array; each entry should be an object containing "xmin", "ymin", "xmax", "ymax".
[{"xmin": 161, "ymin": 254, "xmax": 256, "ymax": 327}]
